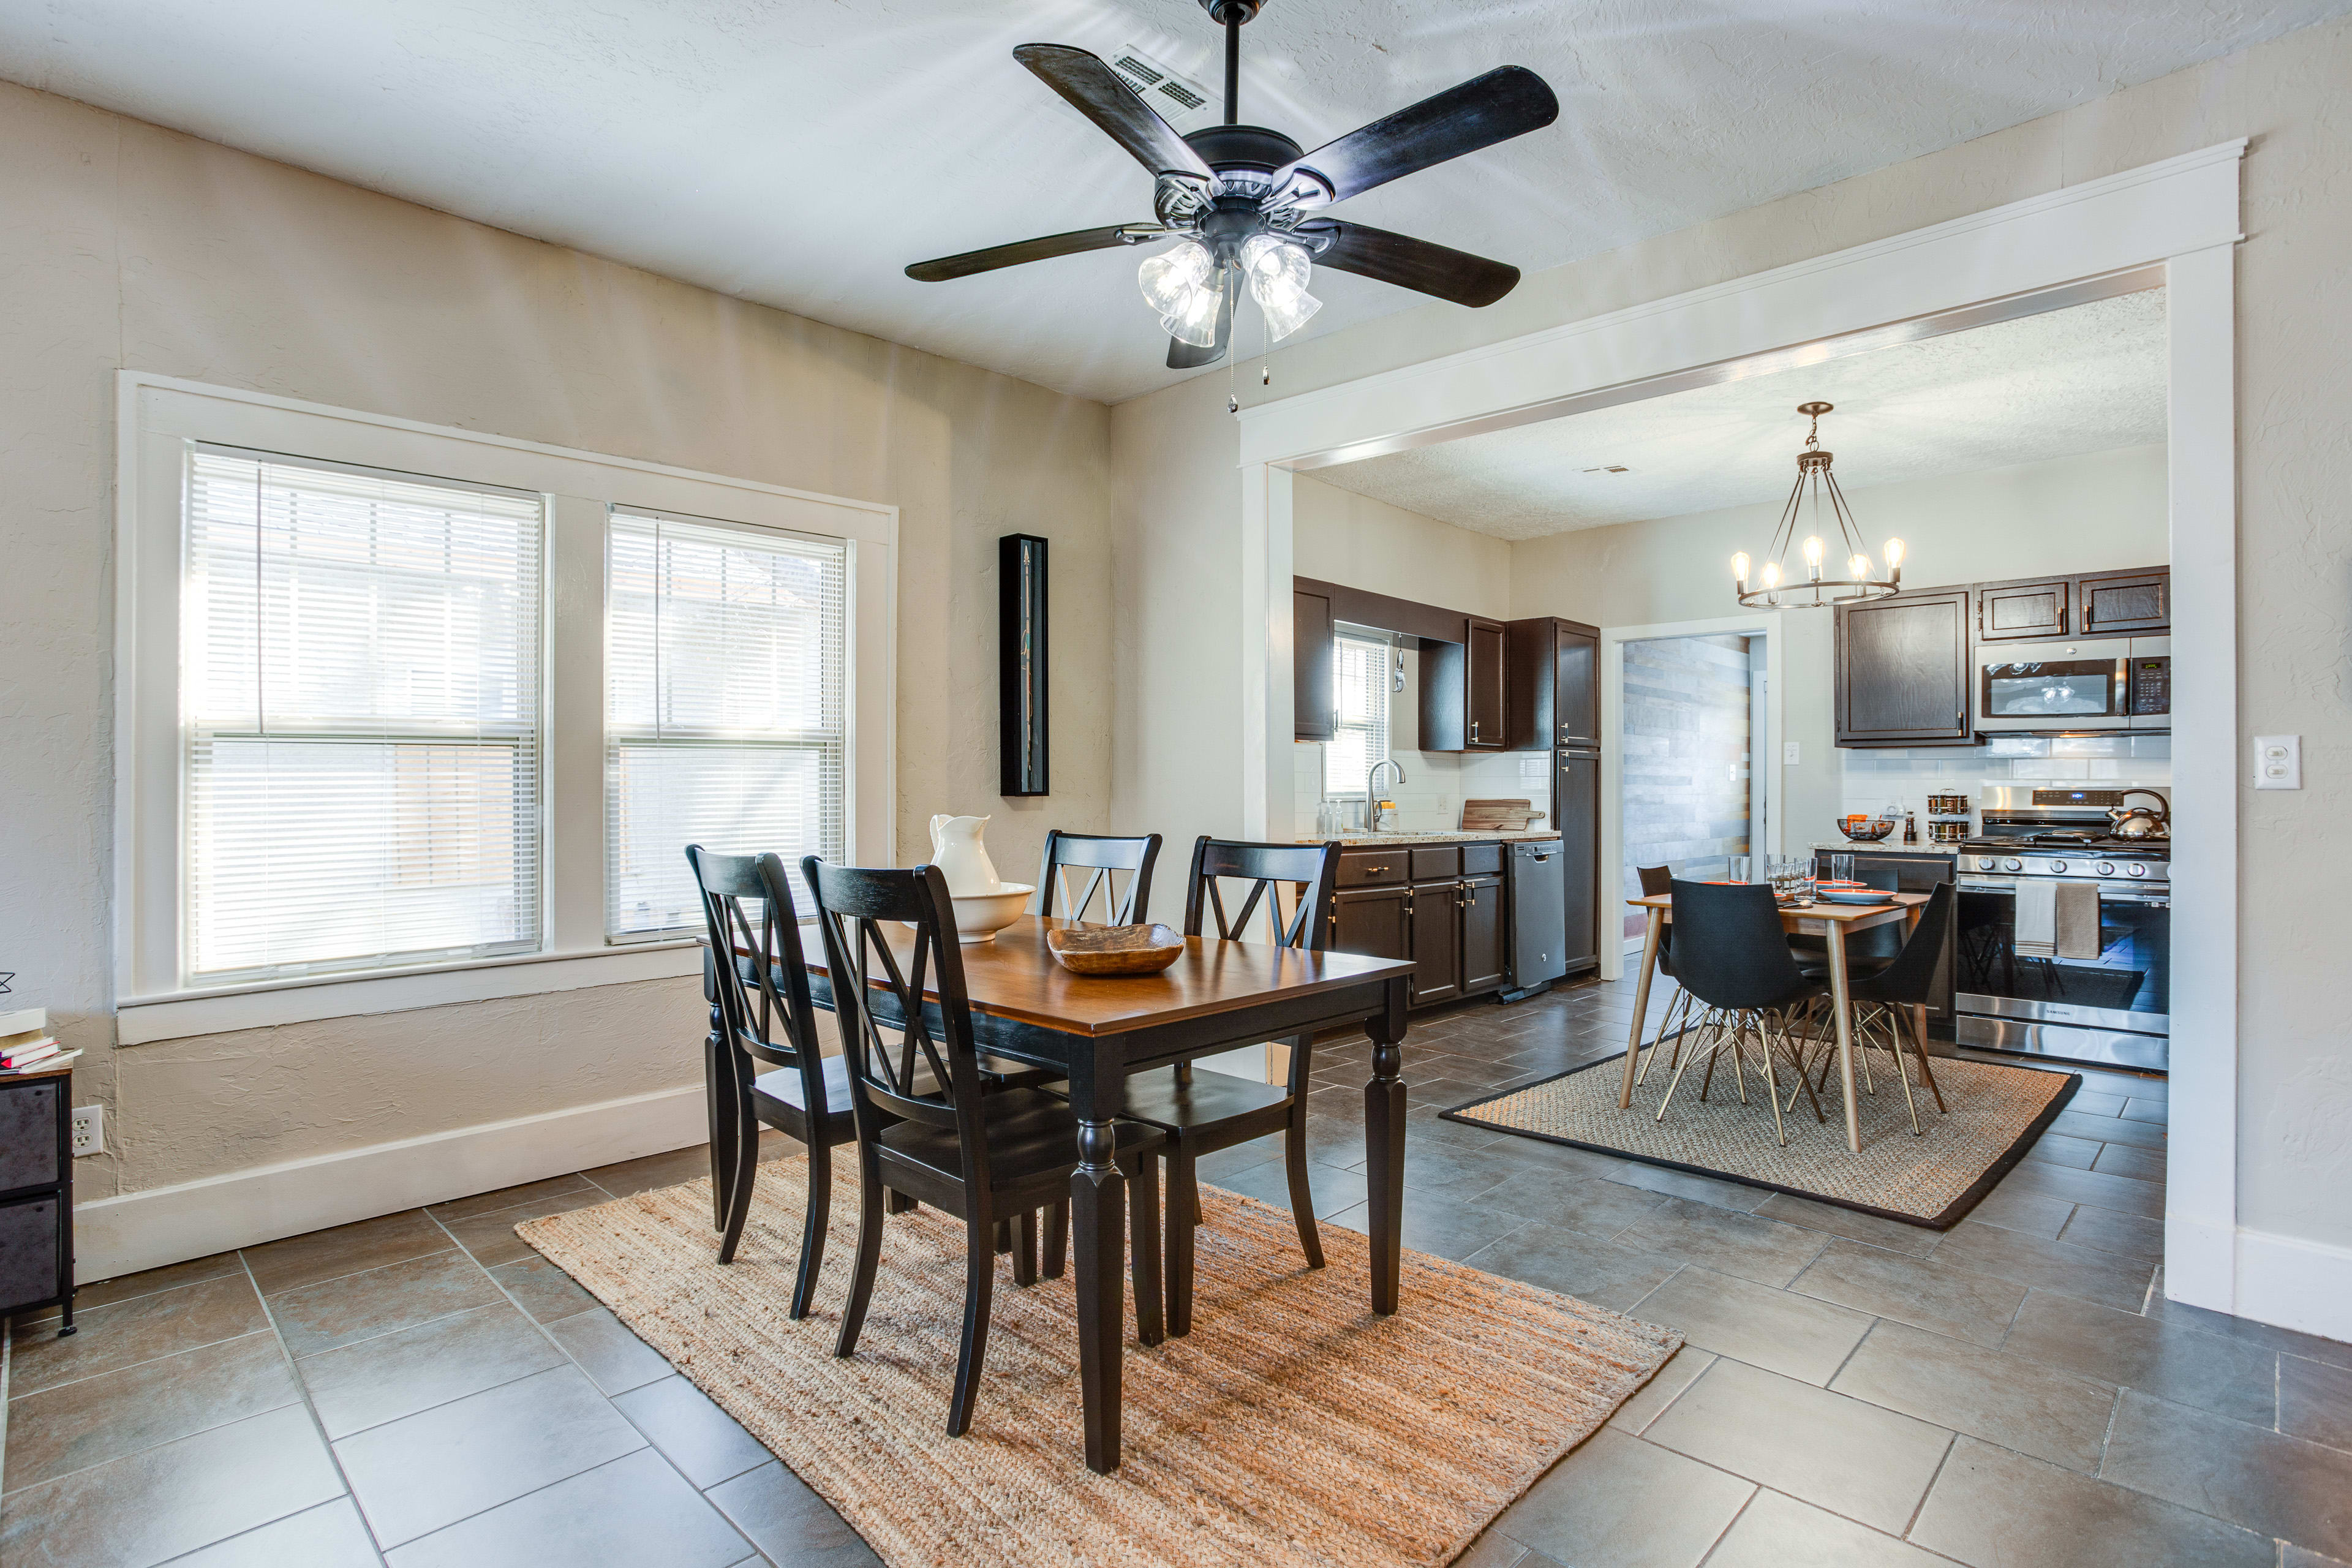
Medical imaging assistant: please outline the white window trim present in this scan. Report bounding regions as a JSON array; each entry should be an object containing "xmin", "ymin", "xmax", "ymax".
[{"xmin": 113, "ymin": 372, "xmax": 897, "ymax": 1042}]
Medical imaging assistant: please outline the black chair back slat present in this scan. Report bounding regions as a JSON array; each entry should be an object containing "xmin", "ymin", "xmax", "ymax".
[
  {"xmin": 804, "ymin": 859, "xmax": 995, "ymax": 1194},
  {"xmin": 1667, "ymin": 878, "xmax": 1816, "ymax": 1011},
  {"xmin": 1032, "ymin": 831, "xmax": 1163, "ymax": 925},
  {"xmin": 1183, "ymin": 837, "xmax": 1340, "ymax": 950},
  {"xmin": 689, "ymin": 845, "xmax": 824, "ymax": 1106}
]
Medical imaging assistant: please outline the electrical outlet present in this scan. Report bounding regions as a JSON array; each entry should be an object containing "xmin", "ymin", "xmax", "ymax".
[{"xmin": 71, "ymin": 1105, "xmax": 104, "ymax": 1158}]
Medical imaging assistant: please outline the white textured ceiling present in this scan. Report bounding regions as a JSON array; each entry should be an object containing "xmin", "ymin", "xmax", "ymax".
[
  {"xmin": 1, "ymin": 2, "xmax": 2336, "ymax": 402},
  {"xmin": 1312, "ymin": 288, "xmax": 2169, "ymax": 538}
]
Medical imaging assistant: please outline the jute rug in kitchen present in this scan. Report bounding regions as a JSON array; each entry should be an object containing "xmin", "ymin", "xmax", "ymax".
[
  {"xmin": 1444, "ymin": 1046, "xmax": 2079, "ymax": 1228},
  {"xmin": 517, "ymin": 1145, "xmax": 1676, "ymax": 1568}
]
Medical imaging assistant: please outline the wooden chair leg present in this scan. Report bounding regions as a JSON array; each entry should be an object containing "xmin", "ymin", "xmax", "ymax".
[
  {"xmin": 1129, "ymin": 1153, "xmax": 1164, "ymax": 1347},
  {"xmin": 1011, "ymin": 1207, "xmax": 1039, "ymax": 1287},
  {"xmin": 704, "ymin": 1034, "xmax": 739, "ymax": 1230},
  {"xmin": 993, "ymin": 1217, "xmax": 1012, "ymax": 1256},
  {"xmin": 714, "ymin": 1106, "xmax": 761, "ymax": 1266},
  {"xmin": 833, "ymin": 1156, "xmax": 887, "ymax": 1360},
  {"xmin": 1166, "ymin": 1149, "xmax": 1196, "ymax": 1338},
  {"xmin": 946, "ymin": 1215, "xmax": 998, "ymax": 1438},
  {"xmin": 1042, "ymin": 1199, "xmax": 1068, "ymax": 1279},
  {"xmin": 1283, "ymin": 1110, "xmax": 1325, "ymax": 1270},
  {"xmin": 884, "ymin": 1187, "xmax": 919, "ymax": 1215},
  {"xmin": 786, "ymin": 1137, "xmax": 830, "ymax": 1316}
]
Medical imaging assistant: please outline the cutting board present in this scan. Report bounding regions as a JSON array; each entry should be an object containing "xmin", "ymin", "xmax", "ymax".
[{"xmin": 1462, "ymin": 797, "xmax": 1545, "ymax": 832}]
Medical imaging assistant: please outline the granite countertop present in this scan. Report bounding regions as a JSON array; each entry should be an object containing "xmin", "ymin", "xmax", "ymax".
[
  {"xmin": 1298, "ymin": 831, "xmax": 1563, "ymax": 846},
  {"xmin": 1809, "ymin": 839, "xmax": 1960, "ymax": 854}
]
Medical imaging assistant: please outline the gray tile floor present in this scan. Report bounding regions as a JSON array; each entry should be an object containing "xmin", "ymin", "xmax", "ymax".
[{"xmin": 7, "ymin": 973, "xmax": 2350, "ymax": 1566}]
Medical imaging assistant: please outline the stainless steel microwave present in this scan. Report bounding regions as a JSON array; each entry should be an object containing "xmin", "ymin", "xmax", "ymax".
[{"xmin": 1977, "ymin": 636, "xmax": 2170, "ymax": 733}]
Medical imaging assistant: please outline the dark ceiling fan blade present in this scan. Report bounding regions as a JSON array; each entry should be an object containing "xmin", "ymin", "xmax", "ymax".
[
  {"xmin": 1166, "ymin": 274, "xmax": 1235, "ymax": 369},
  {"xmin": 905, "ymin": 224, "xmax": 1166, "ymax": 282},
  {"xmin": 1015, "ymin": 44, "xmax": 1216, "ymax": 179},
  {"xmin": 1300, "ymin": 221, "xmax": 1521, "ymax": 307},
  {"xmin": 1273, "ymin": 66, "xmax": 1558, "ymax": 205}
]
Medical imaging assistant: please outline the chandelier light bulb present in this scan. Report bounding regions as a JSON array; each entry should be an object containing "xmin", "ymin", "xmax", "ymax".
[
  {"xmin": 1731, "ymin": 551, "xmax": 1751, "ymax": 584},
  {"xmin": 1760, "ymin": 561, "xmax": 1782, "ymax": 589},
  {"xmin": 1850, "ymin": 553, "xmax": 1871, "ymax": 579},
  {"xmin": 1137, "ymin": 240, "xmax": 1212, "ymax": 318},
  {"xmin": 1883, "ymin": 537, "xmax": 1905, "ymax": 568},
  {"xmin": 1803, "ymin": 535, "xmax": 1824, "ymax": 565}
]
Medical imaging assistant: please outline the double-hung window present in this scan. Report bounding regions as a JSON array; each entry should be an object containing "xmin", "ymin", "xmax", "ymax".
[
  {"xmin": 181, "ymin": 449, "xmax": 543, "ymax": 982},
  {"xmin": 604, "ymin": 511, "xmax": 848, "ymax": 940},
  {"xmin": 1322, "ymin": 628, "xmax": 1393, "ymax": 797}
]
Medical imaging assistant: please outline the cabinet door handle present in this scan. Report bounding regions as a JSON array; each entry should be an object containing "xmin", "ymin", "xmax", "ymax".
[{"xmin": 1469, "ymin": 718, "xmax": 1480, "ymax": 742}]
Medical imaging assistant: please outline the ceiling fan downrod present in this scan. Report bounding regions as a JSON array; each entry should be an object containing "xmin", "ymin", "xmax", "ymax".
[{"xmin": 1200, "ymin": 0, "xmax": 1264, "ymax": 126}]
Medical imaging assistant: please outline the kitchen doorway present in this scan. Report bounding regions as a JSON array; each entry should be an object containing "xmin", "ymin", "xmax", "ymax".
[{"xmin": 1618, "ymin": 631, "xmax": 1763, "ymax": 952}]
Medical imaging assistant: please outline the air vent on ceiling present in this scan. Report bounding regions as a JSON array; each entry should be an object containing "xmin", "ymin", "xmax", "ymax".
[
  {"xmin": 1582, "ymin": 464, "xmax": 1632, "ymax": 474},
  {"xmin": 1101, "ymin": 47, "xmax": 1219, "ymax": 132}
]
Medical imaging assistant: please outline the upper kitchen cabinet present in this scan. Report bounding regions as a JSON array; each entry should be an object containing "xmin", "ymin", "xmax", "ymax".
[
  {"xmin": 1835, "ymin": 587, "xmax": 1974, "ymax": 747},
  {"xmin": 1420, "ymin": 615, "xmax": 1510, "ymax": 750},
  {"xmin": 1975, "ymin": 566, "xmax": 2169, "ymax": 643},
  {"xmin": 1505, "ymin": 616, "xmax": 1601, "ymax": 749},
  {"xmin": 2077, "ymin": 568, "xmax": 2170, "ymax": 635},
  {"xmin": 1293, "ymin": 587, "xmax": 1335, "ymax": 741}
]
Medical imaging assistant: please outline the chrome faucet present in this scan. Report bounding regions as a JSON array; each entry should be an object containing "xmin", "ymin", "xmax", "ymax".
[{"xmin": 1366, "ymin": 758, "xmax": 1406, "ymax": 833}]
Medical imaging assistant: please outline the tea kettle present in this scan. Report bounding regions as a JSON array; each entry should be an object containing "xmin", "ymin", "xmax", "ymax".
[{"xmin": 2107, "ymin": 789, "xmax": 2170, "ymax": 840}]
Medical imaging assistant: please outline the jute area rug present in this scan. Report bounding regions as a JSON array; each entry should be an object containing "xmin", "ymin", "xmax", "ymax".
[
  {"xmin": 1445, "ymin": 1048, "xmax": 2079, "ymax": 1229},
  {"xmin": 518, "ymin": 1145, "xmax": 1676, "ymax": 1568}
]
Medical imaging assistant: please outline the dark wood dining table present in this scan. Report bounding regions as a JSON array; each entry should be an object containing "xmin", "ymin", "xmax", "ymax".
[
  {"xmin": 797, "ymin": 914, "xmax": 1415, "ymax": 1474},
  {"xmin": 1618, "ymin": 890, "xmax": 1932, "ymax": 1152}
]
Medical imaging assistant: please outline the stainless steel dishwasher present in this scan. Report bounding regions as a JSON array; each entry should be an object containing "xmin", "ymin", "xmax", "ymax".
[{"xmin": 1501, "ymin": 840, "xmax": 1567, "ymax": 1001}]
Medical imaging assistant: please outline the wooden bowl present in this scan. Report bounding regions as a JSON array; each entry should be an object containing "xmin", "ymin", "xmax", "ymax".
[{"xmin": 1046, "ymin": 923, "xmax": 1186, "ymax": 977}]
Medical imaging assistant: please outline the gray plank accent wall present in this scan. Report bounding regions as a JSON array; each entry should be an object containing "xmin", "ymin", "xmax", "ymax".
[{"xmin": 1621, "ymin": 635, "xmax": 1754, "ymax": 941}]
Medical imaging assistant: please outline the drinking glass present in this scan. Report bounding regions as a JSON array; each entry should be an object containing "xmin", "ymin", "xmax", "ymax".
[{"xmin": 1830, "ymin": 853, "xmax": 1855, "ymax": 885}]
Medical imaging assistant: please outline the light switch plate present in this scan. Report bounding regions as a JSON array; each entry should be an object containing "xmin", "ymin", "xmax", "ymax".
[
  {"xmin": 2254, "ymin": 734, "xmax": 2302, "ymax": 790},
  {"xmin": 1783, "ymin": 742, "xmax": 1801, "ymax": 765}
]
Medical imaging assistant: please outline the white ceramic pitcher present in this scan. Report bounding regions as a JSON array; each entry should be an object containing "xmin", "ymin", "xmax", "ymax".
[{"xmin": 927, "ymin": 814, "xmax": 1005, "ymax": 895}]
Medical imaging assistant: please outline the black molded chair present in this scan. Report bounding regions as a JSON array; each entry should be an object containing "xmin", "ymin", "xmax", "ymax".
[
  {"xmin": 1808, "ymin": 881, "xmax": 1954, "ymax": 1136},
  {"xmin": 804, "ymin": 858, "xmax": 1166, "ymax": 1436},
  {"xmin": 1031, "ymin": 830, "xmax": 1163, "ymax": 925},
  {"xmin": 688, "ymin": 846, "xmax": 850, "ymax": 1314},
  {"xmin": 1657, "ymin": 879, "xmax": 1828, "ymax": 1144},
  {"xmin": 1134, "ymin": 837, "xmax": 1340, "ymax": 1336},
  {"xmin": 1793, "ymin": 864, "xmax": 1901, "ymax": 979}
]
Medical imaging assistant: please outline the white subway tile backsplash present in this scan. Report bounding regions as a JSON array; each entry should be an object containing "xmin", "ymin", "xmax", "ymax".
[{"xmin": 1835, "ymin": 736, "xmax": 2169, "ymax": 823}]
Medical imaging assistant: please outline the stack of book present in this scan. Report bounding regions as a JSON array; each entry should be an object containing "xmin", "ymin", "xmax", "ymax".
[{"xmin": 0, "ymin": 1009, "xmax": 78, "ymax": 1074}]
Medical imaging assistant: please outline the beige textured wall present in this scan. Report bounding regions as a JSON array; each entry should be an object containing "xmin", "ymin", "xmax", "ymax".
[
  {"xmin": 0, "ymin": 80, "xmax": 1114, "ymax": 1197},
  {"xmin": 1110, "ymin": 17, "xmax": 2352, "ymax": 1251},
  {"xmin": 1292, "ymin": 475, "xmax": 1513, "ymax": 619}
]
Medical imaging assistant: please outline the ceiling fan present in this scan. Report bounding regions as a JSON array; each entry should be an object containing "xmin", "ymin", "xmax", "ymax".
[{"xmin": 905, "ymin": 0, "xmax": 1559, "ymax": 370}]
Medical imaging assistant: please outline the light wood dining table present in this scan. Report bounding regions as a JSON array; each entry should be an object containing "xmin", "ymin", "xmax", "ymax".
[
  {"xmin": 1616, "ymin": 889, "xmax": 1931, "ymax": 1152},
  {"xmin": 797, "ymin": 914, "xmax": 1415, "ymax": 1474}
]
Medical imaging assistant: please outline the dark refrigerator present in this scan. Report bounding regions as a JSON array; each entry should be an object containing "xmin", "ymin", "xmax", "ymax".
[{"xmin": 1555, "ymin": 746, "xmax": 1602, "ymax": 976}]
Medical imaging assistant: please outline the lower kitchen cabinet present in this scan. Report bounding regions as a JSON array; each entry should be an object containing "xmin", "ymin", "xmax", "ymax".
[{"xmin": 1329, "ymin": 843, "xmax": 1511, "ymax": 1009}]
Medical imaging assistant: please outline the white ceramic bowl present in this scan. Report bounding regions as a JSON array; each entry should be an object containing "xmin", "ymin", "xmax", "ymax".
[{"xmin": 906, "ymin": 884, "xmax": 1033, "ymax": 943}]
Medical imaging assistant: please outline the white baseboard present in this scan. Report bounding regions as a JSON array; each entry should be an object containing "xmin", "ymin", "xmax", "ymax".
[
  {"xmin": 2231, "ymin": 1226, "xmax": 2352, "ymax": 1344},
  {"xmin": 2162, "ymin": 1213, "xmax": 2236, "ymax": 1312},
  {"xmin": 75, "ymin": 1082, "xmax": 707, "ymax": 1283}
]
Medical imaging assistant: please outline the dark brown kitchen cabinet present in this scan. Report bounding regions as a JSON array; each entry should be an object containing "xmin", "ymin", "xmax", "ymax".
[
  {"xmin": 1406, "ymin": 879, "xmax": 1463, "ymax": 1005},
  {"xmin": 1978, "ymin": 577, "xmax": 2070, "ymax": 643},
  {"xmin": 1556, "ymin": 749, "xmax": 1601, "ymax": 975},
  {"xmin": 1419, "ymin": 616, "xmax": 1509, "ymax": 752},
  {"xmin": 1460, "ymin": 872, "xmax": 1507, "ymax": 993},
  {"xmin": 1466, "ymin": 618, "xmax": 1507, "ymax": 748},
  {"xmin": 1293, "ymin": 587, "xmax": 1335, "ymax": 741},
  {"xmin": 1835, "ymin": 588, "xmax": 1974, "ymax": 747},
  {"xmin": 1330, "ymin": 885, "xmax": 1409, "ymax": 962},
  {"xmin": 2078, "ymin": 569, "xmax": 2169, "ymax": 635},
  {"xmin": 1505, "ymin": 616, "xmax": 1601, "ymax": 749}
]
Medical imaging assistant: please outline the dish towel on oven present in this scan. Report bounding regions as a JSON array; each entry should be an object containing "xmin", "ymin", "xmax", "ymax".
[
  {"xmin": 2055, "ymin": 881, "xmax": 2103, "ymax": 960},
  {"xmin": 2014, "ymin": 878, "xmax": 2057, "ymax": 959}
]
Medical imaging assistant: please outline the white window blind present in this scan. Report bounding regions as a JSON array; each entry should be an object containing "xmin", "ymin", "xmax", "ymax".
[
  {"xmin": 183, "ymin": 448, "xmax": 544, "ymax": 983},
  {"xmin": 606, "ymin": 511, "xmax": 848, "ymax": 940},
  {"xmin": 1323, "ymin": 630, "xmax": 1393, "ymax": 797}
]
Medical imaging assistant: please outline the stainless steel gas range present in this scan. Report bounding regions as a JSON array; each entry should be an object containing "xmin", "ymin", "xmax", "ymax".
[{"xmin": 1952, "ymin": 786, "xmax": 2170, "ymax": 1074}]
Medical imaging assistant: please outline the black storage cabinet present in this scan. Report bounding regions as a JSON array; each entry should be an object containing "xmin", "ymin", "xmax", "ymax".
[{"xmin": 0, "ymin": 1067, "xmax": 77, "ymax": 1334}]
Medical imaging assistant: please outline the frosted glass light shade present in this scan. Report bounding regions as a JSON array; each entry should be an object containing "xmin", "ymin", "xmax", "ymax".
[
  {"xmin": 1161, "ymin": 277, "xmax": 1224, "ymax": 347},
  {"xmin": 1241, "ymin": 233, "xmax": 1321, "ymax": 340}
]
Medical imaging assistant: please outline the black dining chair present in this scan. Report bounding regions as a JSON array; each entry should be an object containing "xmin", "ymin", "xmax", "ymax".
[
  {"xmin": 804, "ymin": 858, "xmax": 1166, "ymax": 1437},
  {"xmin": 1657, "ymin": 879, "xmax": 1828, "ymax": 1144},
  {"xmin": 1791, "ymin": 862, "xmax": 1902, "ymax": 979},
  {"xmin": 688, "ymin": 846, "xmax": 853, "ymax": 1315},
  {"xmin": 1807, "ymin": 880, "xmax": 1954, "ymax": 1136},
  {"xmin": 1031, "ymin": 830, "xmax": 1163, "ymax": 925},
  {"xmin": 1093, "ymin": 837, "xmax": 1341, "ymax": 1336}
]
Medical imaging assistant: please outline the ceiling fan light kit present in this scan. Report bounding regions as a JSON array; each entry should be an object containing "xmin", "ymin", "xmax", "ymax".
[
  {"xmin": 905, "ymin": 0, "xmax": 1559, "ymax": 370},
  {"xmin": 1733, "ymin": 402, "xmax": 1906, "ymax": 610}
]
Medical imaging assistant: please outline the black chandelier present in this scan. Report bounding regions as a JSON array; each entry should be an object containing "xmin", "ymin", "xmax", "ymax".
[{"xmin": 1733, "ymin": 402, "xmax": 1904, "ymax": 609}]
